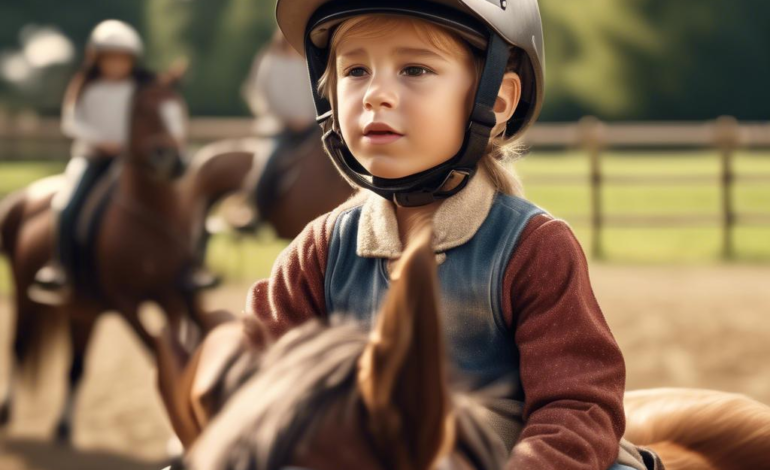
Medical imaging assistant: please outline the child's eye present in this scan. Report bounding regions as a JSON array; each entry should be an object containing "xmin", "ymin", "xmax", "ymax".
[
  {"xmin": 401, "ymin": 66, "xmax": 433, "ymax": 77},
  {"xmin": 345, "ymin": 67, "xmax": 368, "ymax": 78}
]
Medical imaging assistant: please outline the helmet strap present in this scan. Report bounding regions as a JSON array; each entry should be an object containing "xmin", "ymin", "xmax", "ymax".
[{"xmin": 316, "ymin": 32, "xmax": 510, "ymax": 207}]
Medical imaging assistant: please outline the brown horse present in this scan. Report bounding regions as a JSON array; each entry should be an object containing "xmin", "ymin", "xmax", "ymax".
[
  {"xmin": 0, "ymin": 72, "xmax": 253, "ymax": 441},
  {"xmin": 161, "ymin": 225, "xmax": 770, "ymax": 470},
  {"xmin": 192, "ymin": 126, "xmax": 353, "ymax": 240}
]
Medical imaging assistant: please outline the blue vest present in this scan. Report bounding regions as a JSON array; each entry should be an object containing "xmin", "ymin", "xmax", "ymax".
[
  {"xmin": 325, "ymin": 193, "xmax": 545, "ymax": 391},
  {"xmin": 325, "ymin": 196, "xmax": 642, "ymax": 470}
]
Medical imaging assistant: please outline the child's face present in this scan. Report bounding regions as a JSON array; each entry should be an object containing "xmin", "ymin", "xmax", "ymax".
[
  {"xmin": 335, "ymin": 20, "xmax": 477, "ymax": 180},
  {"xmin": 98, "ymin": 51, "xmax": 134, "ymax": 80}
]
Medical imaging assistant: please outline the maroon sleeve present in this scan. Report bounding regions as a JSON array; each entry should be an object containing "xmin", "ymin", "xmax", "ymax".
[
  {"xmin": 243, "ymin": 211, "xmax": 336, "ymax": 340},
  {"xmin": 503, "ymin": 214, "xmax": 626, "ymax": 470}
]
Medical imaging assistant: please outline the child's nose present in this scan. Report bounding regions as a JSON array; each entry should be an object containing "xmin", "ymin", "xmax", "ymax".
[{"xmin": 363, "ymin": 74, "xmax": 398, "ymax": 111}]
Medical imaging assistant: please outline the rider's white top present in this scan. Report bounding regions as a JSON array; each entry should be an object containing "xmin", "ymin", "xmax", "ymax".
[
  {"xmin": 62, "ymin": 78, "xmax": 136, "ymax": 157},
  {"xmin": 244, "ymin": 51, "xmax": 317, "ymax": 133}
]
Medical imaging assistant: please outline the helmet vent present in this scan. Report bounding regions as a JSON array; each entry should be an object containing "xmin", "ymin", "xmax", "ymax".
[{"xmin": 482, "ymin": 0, "xmax": 506, "ymax": 9}]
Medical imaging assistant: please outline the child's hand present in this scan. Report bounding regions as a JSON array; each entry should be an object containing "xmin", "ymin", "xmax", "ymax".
[{"xmin": 145, "ymin": 311, "xmax": 245, "ymax": 449}]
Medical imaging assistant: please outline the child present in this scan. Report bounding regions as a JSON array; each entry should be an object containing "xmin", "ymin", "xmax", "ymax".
[
  {"xmin": 31, "ymin": 20, "xmax": 215, "ymax": 303},
  {"xmin": 30, "ymin": 19, "xmax": 153, "ymax": 303},
  {"xmin": 161, "ymin": 1, "xmax": 657, "ymax": 469}
]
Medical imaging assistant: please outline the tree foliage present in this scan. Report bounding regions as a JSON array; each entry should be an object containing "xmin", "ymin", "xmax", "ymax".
[
  {"xmin": 1, "ymin": 0, "xmax": 768, "ymax": 120},
  {"xmin": 539, "ymin": 0, "xmax": 770, "ymax": 120}
]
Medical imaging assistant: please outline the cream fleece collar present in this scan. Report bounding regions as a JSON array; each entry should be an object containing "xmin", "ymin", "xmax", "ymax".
[{"xmin": 356, "ymin": 170, "xmax": 497, "ymax": 259}]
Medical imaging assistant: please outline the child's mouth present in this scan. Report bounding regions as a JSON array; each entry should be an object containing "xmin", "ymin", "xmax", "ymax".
[
  {"xmin": 364, "ymin": 131, "xmax": 403, "ymax": 145},
  {"xmin": 363, "ymin": 123, "xmax": 404, "ymax": 145}
]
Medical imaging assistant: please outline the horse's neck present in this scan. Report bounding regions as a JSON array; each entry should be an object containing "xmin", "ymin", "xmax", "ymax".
[
  {"xmin": 185, "ymin": 146, "xmax": 255, "ymax": 204},
  {"xmin": 117, "ymin": 164, "xmax": 182, "ymax": 216}
]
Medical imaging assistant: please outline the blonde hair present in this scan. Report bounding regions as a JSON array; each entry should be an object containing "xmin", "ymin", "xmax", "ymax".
[{"xmin": 317, "ymin": 15, "xmax": 526, "ymax": 197}]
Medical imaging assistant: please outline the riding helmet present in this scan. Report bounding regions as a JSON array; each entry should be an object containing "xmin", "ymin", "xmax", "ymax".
[
  {"xmin": 275, "ymin": 0, "xmax": 545, "ymax": 206},
  {"xmin": 88, "ymin": 19, "xmax": 144, "ymax": 57}
]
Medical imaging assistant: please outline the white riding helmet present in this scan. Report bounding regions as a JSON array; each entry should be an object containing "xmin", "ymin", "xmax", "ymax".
[
  {"xmin": 88, "ymin": 19, "xmax": 143, "ymax": 57},
  {"xmin": 275, "ymin": 0, "xmax": 545, "ymax": 207}
]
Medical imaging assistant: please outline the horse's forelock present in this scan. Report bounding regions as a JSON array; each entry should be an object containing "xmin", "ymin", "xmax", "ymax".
[
  {"xmin": 186, "ymin": 320, "xmax": 368, "ymax": 470},
  {"xmin": 187, "ymin": 318, "xmax": 509, "ymax": 470},
  {"xmin": 132, "ymin": 79, "xmax": 181, "ymax": 114}
]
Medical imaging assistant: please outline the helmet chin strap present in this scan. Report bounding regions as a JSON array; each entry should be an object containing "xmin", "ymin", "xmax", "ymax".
[{"xmin": 319, "ymin": 33, "xmax": 510, "ymax": 207}]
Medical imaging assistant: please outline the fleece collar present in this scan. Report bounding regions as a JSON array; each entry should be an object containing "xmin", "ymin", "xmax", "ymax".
[{"xmin": 356, "ymin": 169, "xmax": 496, "ymax": 260}]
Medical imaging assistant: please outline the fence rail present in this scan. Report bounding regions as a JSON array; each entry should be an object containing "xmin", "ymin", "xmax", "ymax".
[
  {"xmin": 1, "ymin": 115, "xmax": 769, "ymax": 259},
  {"xmin": 3, "ymin": 115, "xmax": 770, "ymax": 147}
]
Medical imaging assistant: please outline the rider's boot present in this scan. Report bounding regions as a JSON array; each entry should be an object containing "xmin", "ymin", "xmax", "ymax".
[
  {"xmin": 182, "ymin": 228, "xmax": 222, "ymax": 292},
  {"xmin": 28, "ymin": 262, "xmax": 72, "ymax": 306}
]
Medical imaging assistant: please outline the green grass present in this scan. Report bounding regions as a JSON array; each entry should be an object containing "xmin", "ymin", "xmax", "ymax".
[
  {"xmin": 0, "ymin": 151, "xmax": 769, "ymax": 292},
  {"xmin": 0, "ymin": 160, "xmax": 67, "ymax": 196},
  {"xmin": 514, "ymin": 150, "xmax": 770, "ymax": 263},
  {"xmin": 206, "ymin": 229, "xmax": 289, "ymax": 283}
]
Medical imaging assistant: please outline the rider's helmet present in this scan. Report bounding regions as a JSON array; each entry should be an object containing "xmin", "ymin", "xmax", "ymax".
[
  {"xmin": 276, "ymin": 0, "xmax": 545, "ymax": 206},
  {"xmin": 88, "ymin": 19, "xmax": 144, "ymax": 57}
]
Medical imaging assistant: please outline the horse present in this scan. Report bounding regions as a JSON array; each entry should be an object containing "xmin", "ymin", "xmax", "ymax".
[
  {"xmin": 158, "ymin": 224, "xmax": 770, "ymax": 470},
  {"xmin": 0, "ymin": 69, "xmax": 254, "ymax": 442},
  {"xmin": 192, "ymin": 125, "xmax": 353, "ymax": 240}
]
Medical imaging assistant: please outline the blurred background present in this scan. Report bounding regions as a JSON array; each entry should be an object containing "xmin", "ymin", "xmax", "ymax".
[
  {"xmin": 0, "ymin": 1, "xmax": 769, "ymax": 469},
  {"xmin": 2, "ymin": 0, "xmax": 769, "ymax": 119}
]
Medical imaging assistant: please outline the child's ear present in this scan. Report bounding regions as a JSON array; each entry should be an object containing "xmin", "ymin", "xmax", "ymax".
[{"xmin": 493, "ymin": 72, "xmax": 521, "ymax": 136}]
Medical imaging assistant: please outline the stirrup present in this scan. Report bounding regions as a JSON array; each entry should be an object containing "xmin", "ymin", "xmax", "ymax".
[
  {"xmin": 28, "ymin": 283, "xmax": 72, "ymax": 306},
  {"xmin": 29, "ymin": 264, "xmax": 71, "ymax": 306}
]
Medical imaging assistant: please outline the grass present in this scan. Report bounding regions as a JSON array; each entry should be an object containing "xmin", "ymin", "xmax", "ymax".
[
  {"xmin": 0, "ymin": 150, "xmax": 768, "ymax": 290},
  {"xmin": 206, "ymin": 229, "xmax": 289, "ymax": 283},
  {"xmin": 514, "ymin": 150, "xmax": 770, "ymax": 263},
  {"xmin": 0, "ymin": 160, "xmax": 67, "ymax": 195}
]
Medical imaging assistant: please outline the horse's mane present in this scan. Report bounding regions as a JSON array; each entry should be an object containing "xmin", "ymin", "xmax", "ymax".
[
  {"xmin": 187, "ymin": 318, "xmax": 508, "ymax": 470},
  {"xmin": 187, "ymin": 319, "xmax": 368, "ymax": 470},
  {"xmin": 624, "ymin": 388, "xmax": 770, "ymax": 470}
]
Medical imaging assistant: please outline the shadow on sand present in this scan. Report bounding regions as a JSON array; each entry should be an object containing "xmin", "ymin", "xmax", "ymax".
[{"xmin": 0, "ymin": 438, "xmax": 166, "ymax": 470}]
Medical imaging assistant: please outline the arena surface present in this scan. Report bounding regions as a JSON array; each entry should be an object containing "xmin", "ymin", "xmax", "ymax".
[{"xmin": 1, "ymin": 264, "xmax": 769, "ymax": 469}]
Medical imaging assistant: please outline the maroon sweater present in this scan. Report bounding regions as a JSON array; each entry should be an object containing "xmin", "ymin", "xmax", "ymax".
[{"xmin": 245, "ymin": 211, "xmax": 626, "ymax": 470}]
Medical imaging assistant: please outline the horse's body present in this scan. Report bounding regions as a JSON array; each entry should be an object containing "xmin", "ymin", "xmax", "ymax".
[
  {"xmin": 0, "ymin": 76, "xmax": 253, "ymax": 440},
  {"xmin": 624, "ymin": 388, "xmax": 770, "ymax": 470},
  {"xmin": 193, "ymin": 128, "xmax": 353, "ymax": 240},
  {"xmin": 174, "ymin": 225, "xmax": 770, "ymax": 470}
]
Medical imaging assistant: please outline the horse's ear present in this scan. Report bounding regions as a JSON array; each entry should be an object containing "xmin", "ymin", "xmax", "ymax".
[
  {"xmin": 357, "ymin": 221, "xmax": 454, "ymax": 470},
  {"xmin": 159, "ymin": 57, "xmax": 189, "ymax": 87}
]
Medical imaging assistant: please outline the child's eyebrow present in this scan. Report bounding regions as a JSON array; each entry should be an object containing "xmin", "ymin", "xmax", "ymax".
[
  {"xmin": 337, "ymin": 48, "xmax": 367, "ymax": 60},
  {"xmin": 393, "ymin": 47, "xmax": 449, "ymax": 62},
  {"xmin": 337, "ymin": 47, "xmax": 449, "ymax": 63}
]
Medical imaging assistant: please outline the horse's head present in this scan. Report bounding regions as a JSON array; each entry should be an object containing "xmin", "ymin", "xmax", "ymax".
[
  {"xmin": 128, "ymin": 61, "xmax": 189, "ymax": 181},
  {"xmin": 183, "ymin": 224, "xmax": 508, "ymax": 470}
]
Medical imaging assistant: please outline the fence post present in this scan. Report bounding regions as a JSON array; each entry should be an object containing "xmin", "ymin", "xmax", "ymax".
[
  {"xmin": 715, "ymin": 116, "xmax": 739, "ymax": 261},
  {"xmin": 579, "ymin": 116, "xmax": 606, "ymax": 260},
  {"xmin": 0, "ymin": 107, "xmax": 8, "ymax": 134}
]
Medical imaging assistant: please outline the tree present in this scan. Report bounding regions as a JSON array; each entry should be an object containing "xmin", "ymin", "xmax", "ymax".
[
  {"xmin": 2, "ymin": 0, "xmax": 769, "ymax": 120},
  {"xmin": 146, "ymin": 0, "xmax": 274, "ymax": 116},
  {"xmin": 0, "ymin": 0, "xmax": 146, "ymax": 113},
  {"xmin": 539, "ymin": 0, "xmax": 770, "ymax": 120}
]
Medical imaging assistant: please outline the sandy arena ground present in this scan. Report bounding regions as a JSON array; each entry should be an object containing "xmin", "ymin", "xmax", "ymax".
[{"xmin": 0, "ymin": 264, "xmax": 769, "ymax": 469}]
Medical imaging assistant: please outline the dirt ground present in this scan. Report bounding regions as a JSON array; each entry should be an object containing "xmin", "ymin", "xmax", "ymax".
[{"xmin": 0, "ymin": 264, "xmax": 769, "ymax": 469}]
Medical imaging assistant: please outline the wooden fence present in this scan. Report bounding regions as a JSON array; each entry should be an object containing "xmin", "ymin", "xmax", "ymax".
[
  {"xmin": 2, "ymin": 115, "xmax": 769, "ymax": 259},
  {"xmin": 526, "ymin": 117, "xmax": 770, "ymax": 259}
]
